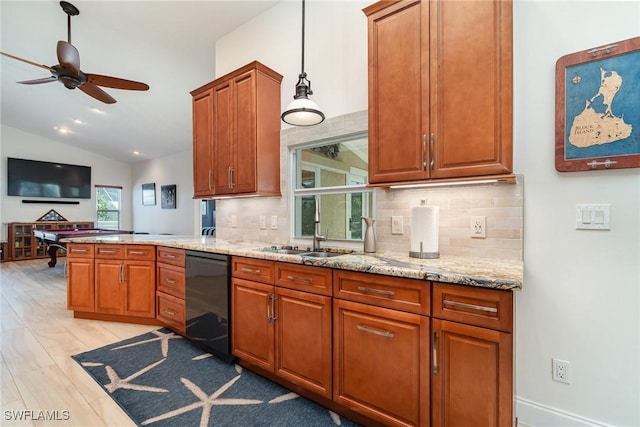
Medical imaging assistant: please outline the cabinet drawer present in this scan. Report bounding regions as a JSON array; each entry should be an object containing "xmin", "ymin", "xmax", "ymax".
[
  {"xmin": 232, "ymin": 257, "xmax": 275, "ymax": 284},
  {"xmin": 95, "ymin": 244, "xmax": 124, "ymax": 259},
  {"xmin": 157, "ymin": 292, "xmax": 185, "ymax": 332},
  {"xmin": 156, "ymin": 246, "xmax": 185, "ymax": 267},
  {"xmin": 432, "ymin": 282, "xmax": 513, "ymax": 333},
  {"xmin": 125, "ymin": 245, "xmax": 156, "ymax": 261},
  {"xmin": 334, "ymin": 270, "xmax": 430, "ymax": 315},
  {"xmin": 276, "ymin": 263, "xmax": 332, "ymax": 296},
  {"xmin": 67, "ymin": 243, "xmax": 94, "ymax": 258},
  {"xmin": 157, "ymin": 264, "xmax": 185, "ymax": 299}
]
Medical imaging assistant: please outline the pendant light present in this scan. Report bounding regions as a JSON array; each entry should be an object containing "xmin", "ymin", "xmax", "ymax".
[{"xmin": 281, "ymin": 0, "xmax": 325, "ymax": 126}]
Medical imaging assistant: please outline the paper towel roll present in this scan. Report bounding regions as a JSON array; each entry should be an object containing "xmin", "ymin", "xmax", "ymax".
[{"xmin": 410, "ymin": 205, "xmax": 439, "ymax": 256}]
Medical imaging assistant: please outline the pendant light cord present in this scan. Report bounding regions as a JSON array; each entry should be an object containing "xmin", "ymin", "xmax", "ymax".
[{"xmin": 300, "ymin": 0, "xmax": 306, "ymax": 75}]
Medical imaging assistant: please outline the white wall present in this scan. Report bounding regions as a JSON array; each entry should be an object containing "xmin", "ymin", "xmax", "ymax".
[
  {"xmin": 0, "ymin": 124, "xmax": 133, "ymax": 238},
  {"xmin": 513, "ymin": 2, "xmax": 639, "ymax": 426},
  {"xmin": 214, "ymin": 1, "xmax": 640, "ymax": 426},
  {"xmin": 131, "ymin": 150, "xmax": 197, "ymax": 236}
]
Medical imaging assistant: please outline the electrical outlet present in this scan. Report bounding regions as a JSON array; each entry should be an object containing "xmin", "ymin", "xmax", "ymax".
[
  {"xmin": 270, "ymin": 215, "xmax": 278, "ymax": 230},
  {"xmin": 470, "ymin": 215, "xmax": 486, "ymax": 238},
  {"xmin": 391, "ymin": 216, "xmax": 403, "ymax": 234},
  {"xmin": 259, "ymin": 215, "xmax": 266, "ymax": 230},
  {"xmin": 552, "ymin": 358, "xmax": 571, "ymax": 384}
]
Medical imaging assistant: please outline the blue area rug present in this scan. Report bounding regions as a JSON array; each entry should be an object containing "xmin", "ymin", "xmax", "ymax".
[{"xmin": 72, "ymin": 329, "xmax": 360, "ymax": 426}]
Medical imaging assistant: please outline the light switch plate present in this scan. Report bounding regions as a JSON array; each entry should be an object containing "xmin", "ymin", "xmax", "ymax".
[
  {"xmin": 270, "ymin": 215, "xmax": 278, "ymax": 230},
  {"xmin": 391, "ymin": 216, "xmax": 403, "ymax": 234},
  {"xmin": 576, "ymin": 204, "xmax": 610, "ymax": 230},
  {"xmin": 259, "ymin": 215, "xmax": 266, "ymax": 230}
]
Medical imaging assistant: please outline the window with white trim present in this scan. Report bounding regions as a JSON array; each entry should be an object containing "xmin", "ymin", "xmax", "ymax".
[
  {"xmin": 96, "ymin": 185, "xmax": 121, "ymax": 230},
  {"xmin": 291, "ymin": 133, "xmax": 373, "ymax": 241}
]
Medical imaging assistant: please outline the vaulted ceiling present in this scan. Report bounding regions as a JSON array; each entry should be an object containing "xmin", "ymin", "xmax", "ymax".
[{"xmin": 1, "ymin": 1, "xmax": 280, "ymax": 164}]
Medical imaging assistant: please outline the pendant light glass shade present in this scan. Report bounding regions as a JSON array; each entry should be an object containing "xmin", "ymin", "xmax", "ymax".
[{"xmin": 281, "ymin": 0, "xmax": 324, "ymax": 127}]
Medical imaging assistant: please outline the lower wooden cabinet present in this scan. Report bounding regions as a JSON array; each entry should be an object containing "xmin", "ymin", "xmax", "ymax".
[
  {"xmin": 231, "ymin": 258, "xmax": 333, "ymax": 399},
  {"xmin": 67, "ymin": 244, "xmax": 95, "ymax": 312},
  {"xmin": 156, "ymin": 247, "xmax": 186, "ymax": 333},
  {"xmin": 333, "ymin": 297, "xmax": 429, "ymax": 427},
  {"xmin": 94, "ymin": 245, "xmax": 156, "ymax": 318},
  {"xmin": 431, "ymin": 282, "xmax": 513, "ymax": 427}
]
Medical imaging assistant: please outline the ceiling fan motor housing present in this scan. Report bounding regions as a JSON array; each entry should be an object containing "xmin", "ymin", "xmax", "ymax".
[{"xmin": 52, "ymin": 65, "xmax": 86, "ymax": 89}]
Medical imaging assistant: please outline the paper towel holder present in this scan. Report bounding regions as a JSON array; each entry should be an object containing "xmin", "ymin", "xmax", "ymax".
[{"xmin": 409, "ymin": 242, "xmax": 439, "ymax": 259}]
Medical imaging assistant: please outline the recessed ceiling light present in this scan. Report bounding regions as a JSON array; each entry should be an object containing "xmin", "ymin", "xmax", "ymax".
[
  {"xmin": 53, "ymin": 126, "xmax": 71, "ymax": 134},
  {"xmin": 133, "ymin": 151, "xmax": 141, "ymax": 155},
  {"xmin": 73, "ymin": 118, "xmax": 84, "ymax": 124},
  {"xmin": 89, "ymin": 107, "xmax": 104, "ymax": 114}
]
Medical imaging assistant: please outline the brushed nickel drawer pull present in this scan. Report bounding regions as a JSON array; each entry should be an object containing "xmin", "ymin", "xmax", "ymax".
[
  {"xmin": 129, "ymin": 250, "xmax": 147, "ymax": 255},
  {"xmin": 163, "ymin": 254, "xmax": 177, "ymax": 259},
  {"xmin": 241, "ymin": 267, "xmax": 261, "ymax": 274},
  {"xmin": 433, "ymin": 331, "xmax": 439, "ymax": 375},
  {"xmin": 443, "ymin": 299, "xmax": 498, "ymax": 313},
  {"xmin": 286, "ymin": 275, "xmax": 313, "ymax": 283},
  {"xmin": 71, "ymin": 249, "xmax": 88, "ymax": 253},
  {"xmin": 100, "ymin": 250, "xmax": 118, "ymax": 254},
  {"xmin": 165, "ymin": 278, "xmax": 177, "ymax": 284},
  {"xmin": 163, "ymin": 308, "xmax": 176, "ymax": 316},
  {"xmin": 357, "ymin": 325, "xmax": 394, "ymax": 338},
  {"xmin": 357, "ymin": 286, "xmax": 395, "ymax": 296}
]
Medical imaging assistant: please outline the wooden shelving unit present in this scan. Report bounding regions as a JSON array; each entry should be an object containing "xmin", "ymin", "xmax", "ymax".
[{"xmin": 6, "ymin": 221, "xmax": 94, "ymax": 262}]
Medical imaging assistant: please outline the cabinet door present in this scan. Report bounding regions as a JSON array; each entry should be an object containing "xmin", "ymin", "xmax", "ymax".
[
  {"xmin": 67, "ymin": 259, "xmax": 95, "ymax": 312},
  {"xmin": 232, "ymin": 70, "xmax": 257, "ymax": 194},
  {"xmin": 95, "ymin": 259, "xmax": 124, "ymax": 315},
  {"xmin": 193, "ymin": 89, "xmax": 214, "ymax": 197},
  {"xmin": 213, "ymin": 79, "xmax": 234, "ymax": 195},
  {"xmin": 276, "ymin": 287, "xmax": 332, "ymax": 399},
  {"xmin": 124, "ymin": 261, "xmax": 156, "ymax": 318},
  {"xmin": 429, "ymin": 0, "xmax": 512, "ymax": 179},
  {"xmin": 231, "ymin": 278, "xmax": 274, "ymax": 371},
  {"xmin": 366, "ymin": 0, "xmax": 429, "ymax": 184},
  {"xmin": 431, "ymin": 319, "xmax": 512, "ymax": 427},
  {"xmin": 334, "ymin": 299, "xmax": 429, "ymax": 427}
]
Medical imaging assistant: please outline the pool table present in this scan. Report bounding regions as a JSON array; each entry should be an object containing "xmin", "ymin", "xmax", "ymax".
[{"xmin": 33, "ymin": 228, "xmax": 133, "ymax": 267}]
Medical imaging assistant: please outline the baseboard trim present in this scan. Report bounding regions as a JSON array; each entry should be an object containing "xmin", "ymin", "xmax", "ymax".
[{"xmin": 516, "ymin": 397, "xmax": 613, "ymax": 427}]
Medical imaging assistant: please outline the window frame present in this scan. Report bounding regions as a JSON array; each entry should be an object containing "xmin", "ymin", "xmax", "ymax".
[
  {"xmin": 95, "ymin": 185, "xmax": 122, "ymax": 230},
  {"xmin": 289, "ymin": 131, "xmax": 373, "ymax": 242}
]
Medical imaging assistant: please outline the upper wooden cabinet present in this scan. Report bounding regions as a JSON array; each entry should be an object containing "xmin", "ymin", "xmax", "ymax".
[
  {"xmin": 191, "ymin": 61, "xmax": 283, "ymax": 198},
  {"xmin": 364, "ymin": 0, "xmax": 513, "ymax": 185}
]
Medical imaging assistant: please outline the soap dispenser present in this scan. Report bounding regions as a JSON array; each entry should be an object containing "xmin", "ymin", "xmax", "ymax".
[{"xmin": 362, "ymin": 217, "xmax": 376, "ymax": 253}]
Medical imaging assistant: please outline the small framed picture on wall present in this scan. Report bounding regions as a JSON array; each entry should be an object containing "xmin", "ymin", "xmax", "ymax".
[
  {"xmin": 161, "ymin": 185, "xmax": 176, "ymax": 209},
  {"xmin": 142, "ymin": 183, "xmax": 155, "ymax": 206}
]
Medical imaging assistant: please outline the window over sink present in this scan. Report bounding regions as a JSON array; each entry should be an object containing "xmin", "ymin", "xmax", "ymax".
[{"xmin": 291, "ymin": 132, "xmax": 373, "ymax": 241}]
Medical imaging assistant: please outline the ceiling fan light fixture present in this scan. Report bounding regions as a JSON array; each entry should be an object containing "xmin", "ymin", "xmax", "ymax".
[{"xmin": 282, "ymin": 0, "xmax": 324, "ymax": 127}]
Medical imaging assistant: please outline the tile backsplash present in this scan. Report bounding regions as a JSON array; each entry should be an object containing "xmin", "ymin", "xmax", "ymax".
[{"xmin": 216, "ymin": 110, "xmax": 523, "ymax": 261}]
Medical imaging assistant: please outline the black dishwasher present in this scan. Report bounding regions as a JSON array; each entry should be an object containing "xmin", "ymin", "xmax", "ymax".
[{"xmin": 185, "ymin": 250, "xmax": 234, "ymax": 363}]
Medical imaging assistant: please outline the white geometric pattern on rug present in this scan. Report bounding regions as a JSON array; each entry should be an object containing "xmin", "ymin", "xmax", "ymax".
[
  {"xmin": 73, "ymin": 329, "xmax": 360, "ymax": 426},
  {"xmin": 141, "ymin": 374, "xmax": 264, "ymax": 426},
  {"xmin": 111, "ymin": 329, "xmax": 181, "ymax": 357}
]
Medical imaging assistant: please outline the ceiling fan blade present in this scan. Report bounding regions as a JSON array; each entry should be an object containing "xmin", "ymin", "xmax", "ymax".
[
  {"xmin": 17, "ymin": 76, "xmax": 58, "ymax": 85},
  {"xmin": 86, "ymin": 74, "xmax": 149, "ymax": 91},
  {"xmin": 57, "ymin": 40, "xmax": 80, "ymax": 74},
  {"xmin": 1, "ymin": 51, "xmax": 54, "ymax": 71},
  {"xmin": 79, "ymin": 82, "xmax": 116, "ymax": 104}
]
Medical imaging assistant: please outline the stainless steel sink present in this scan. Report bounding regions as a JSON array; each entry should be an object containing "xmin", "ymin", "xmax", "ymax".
[
  {"xmin": 300, "ymin": 251, "xmax": 350, "ymax": 258},
  {"xmin": 261, "ymin": 246, "xmax": 307, "ymax": 255}
]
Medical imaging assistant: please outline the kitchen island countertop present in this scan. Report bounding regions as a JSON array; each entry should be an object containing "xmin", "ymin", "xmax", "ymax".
[{"xmin": 61, "ymin": 234, "xmax": 523, "ymax": 291}]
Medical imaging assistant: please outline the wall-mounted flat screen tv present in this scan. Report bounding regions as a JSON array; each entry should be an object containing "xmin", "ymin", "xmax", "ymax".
[{"xmin": 7, "ymin": 157, "xmax": 92, "ymax": 199}]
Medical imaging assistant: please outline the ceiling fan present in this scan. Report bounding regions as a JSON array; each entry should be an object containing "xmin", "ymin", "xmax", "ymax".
[{"xmin": 0, "ymin": 1, "xmax": 149, "ymax": 104}]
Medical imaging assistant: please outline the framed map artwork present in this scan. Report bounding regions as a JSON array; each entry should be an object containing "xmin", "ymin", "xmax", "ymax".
[{"xmin": 555, "ymin": 36, "xmax": 640, "ymax": 172}]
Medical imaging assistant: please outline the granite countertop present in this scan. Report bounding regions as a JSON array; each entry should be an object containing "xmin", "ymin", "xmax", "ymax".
[{"xmin": 61, "ymin": 234, "xmax": 523, "ymax": 291}]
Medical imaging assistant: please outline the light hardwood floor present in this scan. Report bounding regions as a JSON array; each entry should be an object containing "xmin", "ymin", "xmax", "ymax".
[{"xmin": 1, "ymin": 259, "xmax": 157, "ymax": 426}]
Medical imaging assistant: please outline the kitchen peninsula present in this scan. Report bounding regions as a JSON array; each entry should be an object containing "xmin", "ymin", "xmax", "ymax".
[{"xmin": 62, "ymin": 233, "xmax": 521, "ymax": 427}]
